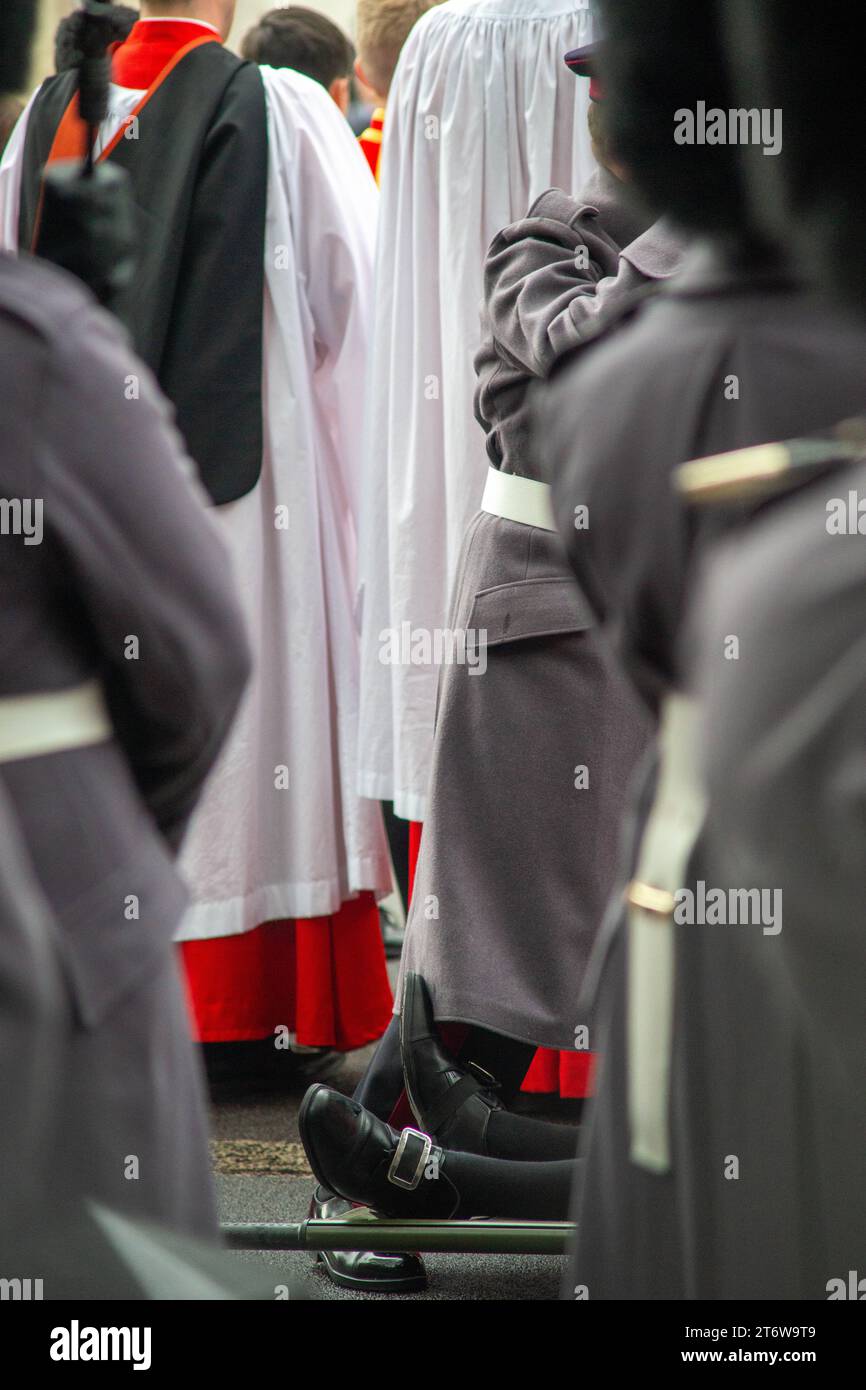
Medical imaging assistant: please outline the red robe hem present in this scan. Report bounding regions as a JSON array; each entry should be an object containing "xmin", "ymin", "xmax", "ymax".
[{"xmin": 179, "ymin": 892, "xmax": 393, "ymax": 1050}]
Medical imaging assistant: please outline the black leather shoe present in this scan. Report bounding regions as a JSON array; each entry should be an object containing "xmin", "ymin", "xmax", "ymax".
[
  {"xmin": 308, "ymin": 1186, "xmax": 427, "ymax": 1293},
  {"xmin": 299, "ymin": 1084, "xmax": 459, "ymax": 1219},
  {"xmin": 400, "ymin": 971, "xmax": 503, "ymax": 1155}
]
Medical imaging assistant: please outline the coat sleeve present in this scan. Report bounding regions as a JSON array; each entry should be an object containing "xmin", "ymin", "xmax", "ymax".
[
  {"xmin": 479, "ymin": 187, "xmax": 623, "ymax": 381},
  {"xmin": 39, "ymin": 294, "xmax": 252, "ymax": 850}
]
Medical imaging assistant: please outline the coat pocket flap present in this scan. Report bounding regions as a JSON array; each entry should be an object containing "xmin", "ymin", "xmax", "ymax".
[{"xmin": 468, "ymin": 576, "xmax": 596, "ymax": 648}]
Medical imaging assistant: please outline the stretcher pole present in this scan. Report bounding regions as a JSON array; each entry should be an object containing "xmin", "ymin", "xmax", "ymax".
[{"xmin": 221, "ymin": 1216, "xmax": 574, "ymax": 1256}]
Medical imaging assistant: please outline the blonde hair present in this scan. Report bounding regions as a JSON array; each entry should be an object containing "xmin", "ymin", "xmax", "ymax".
[{"xmin": 356, "ymin": 0, "xmax": 439, "ymax": 97}]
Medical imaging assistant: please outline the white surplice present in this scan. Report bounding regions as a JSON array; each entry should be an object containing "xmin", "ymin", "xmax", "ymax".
[
  {"xmin": 178, "ymin": 67, "xmax": 392, "ymax": 937},
  {"xmin": 356, "ymin": 0, "xmax": 596, "ymax": 821},
  {"xmin": 0, "ymin": 67, "xmax": 392, "ymax": 939}
]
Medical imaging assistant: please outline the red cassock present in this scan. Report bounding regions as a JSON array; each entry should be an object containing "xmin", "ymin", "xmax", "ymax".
[
  {"xmin": 103, "ymin": 18, "xmax": 392, "ymax": 1051},
  {"xmin": 407, "ymin": 822, "xmax": 594, "ymax": 1099},
  {"xmin": 180, "ymin": 899, "xmax": 393, "ymax": 1049}
]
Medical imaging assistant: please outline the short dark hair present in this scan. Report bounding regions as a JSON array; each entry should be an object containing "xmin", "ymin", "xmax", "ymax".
[
  {"xmin": 241, "ymin": 7, "xmax": 355, "ymax": 89},
  {"xmin": 54, "ymin": 5, "xmax": 139, "ymax": 74},
  {"xmin": 0, "ymin": 0, "xmax": 38, "ymax": 95}
]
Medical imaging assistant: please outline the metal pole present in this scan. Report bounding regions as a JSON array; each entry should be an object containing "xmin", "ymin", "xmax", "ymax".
[{"xmin": 222, "ymin": 1218, "xmax": 574, "ymax": 1256}]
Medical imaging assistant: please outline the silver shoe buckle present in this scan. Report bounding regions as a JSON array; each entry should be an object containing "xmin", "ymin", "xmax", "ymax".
[{"xmin": 388, "ymin": 1127, "xmax": 432, "ymax": 1191}]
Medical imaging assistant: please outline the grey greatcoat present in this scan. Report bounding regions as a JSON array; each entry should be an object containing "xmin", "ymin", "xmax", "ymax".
[
  {"xmin": 0, "ymin": 784, "xmax": 67, "ymax": 1267},
  {"xmin": 0, "ymin": 797, "xmax": 276, "ymax": 1299},
  {"xmin": 0, "ymin": 251, "xmax": 250, "ymax": 1238},
  {"xmin": 395, "ymin": 174, "xmax": 681, "ymax": 1049},
  {"xmin": 539, "ymin": 243, "xmax": 866, "ymax": 1297},
  {"xmin": 691, "ymin": 452, "xmax": 866, "ymax": 1301}
]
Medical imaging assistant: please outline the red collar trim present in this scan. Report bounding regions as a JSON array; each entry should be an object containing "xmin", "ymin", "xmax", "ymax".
[{"xmin": 112, "ymin": 18, "xmax": 223, "ymax": 89}]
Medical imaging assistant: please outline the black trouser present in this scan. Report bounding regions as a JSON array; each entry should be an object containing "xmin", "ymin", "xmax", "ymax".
[{"xmin": 381, "ymin": 802, "xmax": 410, "ymax": 909}]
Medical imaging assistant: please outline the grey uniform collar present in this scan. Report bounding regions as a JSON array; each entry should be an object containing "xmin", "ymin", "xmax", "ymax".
[
  {"xmin": 576, "ymin": 166, "xmax": 652, "ymax": 253},
  {"xmin": 620, "ymin": 218, "xmax": 690, "ymax": 282}
]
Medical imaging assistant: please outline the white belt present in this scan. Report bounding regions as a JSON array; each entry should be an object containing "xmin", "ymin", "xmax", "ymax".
[
  {"xmin": 0, "ymin": 679, "xmax": 112, "ymax": 765},
  {"xmin": 625, "ymin": 694, "xmax": 706, "ymax": 1174},
  {"xmin": 480, "ymin": 466, "xmax": 557, "ymax": 532}
]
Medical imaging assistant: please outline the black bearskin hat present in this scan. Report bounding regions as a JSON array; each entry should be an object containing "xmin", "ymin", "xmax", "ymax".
[
  {"xmin": 722, "ymin": 0, "xmax": 865, "ymax": 313},
  {"xmin": 595, "ymin": 0, "xmax": 760, "ymax": 240}
]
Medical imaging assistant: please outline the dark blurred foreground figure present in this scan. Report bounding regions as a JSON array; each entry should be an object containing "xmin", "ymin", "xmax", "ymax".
[
  {"xmin": 722, "ymin": 0, "xmax": 866, "ymax": 314},
  {"xmin": 684, "ymin": 434, "xmax": 866, "ymax": 1303},
  {"xmin": 241, "ymin": 5, "xmax": 355, "ymax": 114},
  {"xmin": 0, "ymin": 0, "xmax": 250, "ymax": 1249},
  {"xmin": 54, "ymin": 3, "xmax": 138, "ymax": 72},
  {"xmin": 0, "ymin": 787, "xmax": 275, "ymax": 1299},
  {"xmin": 0, "ymin": 238, "xmax": 250, "ymax": 1235},
  {"xmin": 533, "ymin": 0, "xmax": 866, "ymax": 1297},
  {"xmin": 0, "ymin": 0, "xmax": 288, "ymax": 1301},
  {"xmin": 0, "ymin": 784, "xmax": 67, "ymax": 1273},
  {"xmin": 681, "ymin": 0, "xmax": 866, "ymax": 1298},
  {"xmin": 0, "ymin": 770, "xmax": 280, "ymax": 1300}
]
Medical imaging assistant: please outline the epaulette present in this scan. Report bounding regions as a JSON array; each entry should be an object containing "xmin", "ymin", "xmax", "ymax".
[{"xmin": 674, "ymin": 418, "xmax": 866, "ymax": 506}]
